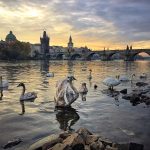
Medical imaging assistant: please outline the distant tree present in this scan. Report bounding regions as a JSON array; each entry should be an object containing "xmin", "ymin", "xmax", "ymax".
[{"xmin": 0, "ymin": 41, "xmax": 31, "ymax": 60}]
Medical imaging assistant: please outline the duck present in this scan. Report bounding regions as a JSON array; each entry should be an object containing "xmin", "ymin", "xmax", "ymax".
[
  {"xmin": 94, "ymin": 84, "xmax": 98, "ymax": 90},
  {"xmin": 140, "ymin": 73, "xmax": 147, "ymax": 79},
  {"xmin": 87, "ymin": 69, "xmax": 92, "ymax": 80},
  {"xmin": 46, "ymin": 72, "xmax": 54, "ymax": 77},
  {"xmin": 79, "ymin": 83, "xmax": 88, "ymax": 94},
  {"xmin": 102, "ymin": 77, "xmax": 120, "ymax": 91},
  {"xmin": 55, "ymin": 75, "xmax": 79, "ymax": 107},
  {"xmin": 0, "ymin": 76, "xmax": 9, "ymax": 89},
  {"xmin": 17, "ymin": 83, "xmax": 37, "ymax": 101},
  {"xmin": 79, "ymin": 83, "xmax": 88, "ymax": 101}
]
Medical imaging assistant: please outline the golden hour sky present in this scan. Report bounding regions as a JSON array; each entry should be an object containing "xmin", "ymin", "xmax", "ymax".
[{"xmin": 0, "ymin": 0, "xmax": 150, "ymax": 50}]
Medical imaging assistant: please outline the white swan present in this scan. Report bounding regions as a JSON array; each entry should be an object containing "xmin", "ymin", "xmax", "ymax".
[
  {"xmin": 103, "ymin": 77, "xmax": 120, "ymax": 90},
  {"xmin": 0, "ymin": 76, "xmax": 9, "ymax": 88},
  {"xmin": 17, "ymin": 83, "xmax": 37, "ymax": 101},
  {"xmin": 140, "ymin": 73, "xmax": 147, "ymax": 79},
  {"xmin": 118, "ymin": 75, "xmax": 129, "ymax": 82},
  {"xmin": 46, "ymin": 72, "xmax": 54, "ymax": 77},
  {"xmin": 87, "ymin": 69, "xmax": 92, "ymax": 80},
  {"xmin": 55, "ymin": 75, "xmax": 79, "ymax": 107}
]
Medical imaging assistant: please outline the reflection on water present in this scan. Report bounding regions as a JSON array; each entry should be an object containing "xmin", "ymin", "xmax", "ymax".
[
  {"xmin": 0, "ymin": 60, "xmax": 150, "ymax": 150},
  {"xmin": 0, "ymin": 89, "xmax": 3, "ymax": 100},
  {"xmin": 55, "ymin": 107, "xmax": 80, "ymax": 131}
]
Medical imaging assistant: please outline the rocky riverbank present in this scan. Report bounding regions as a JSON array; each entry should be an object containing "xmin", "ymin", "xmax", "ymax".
[
  {"xmin": 28, "ymin": 128, "xmax": 144, "ymax": 150},
  {"xmin": 122, "ymin": 85, "xmax": 150, "ymax": 106}
]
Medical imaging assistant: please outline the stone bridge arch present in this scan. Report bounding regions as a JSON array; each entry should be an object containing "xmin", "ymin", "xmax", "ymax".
[
  {"xmin": 130, "ymin": 51, "xmax": 150, "ymax": 60},
  {"xmin": 56, "ymin": 53, "xmax": 64, "ymax": 60},
  {"xmin": 70, "ymin": 53, "xmax": 82, "ymax": 60},
  {"xmin": 86, "ymin": 52, "xmax": 100, "ymax": 60},
  {"xmin": 107, "ymin": 51, "xmax": 122, "ymax": 60}
]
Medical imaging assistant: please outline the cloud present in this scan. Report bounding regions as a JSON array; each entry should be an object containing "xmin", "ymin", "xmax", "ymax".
[{"xmin": 0, "ymin": 0, "xmax": 150, "ymax": 49}]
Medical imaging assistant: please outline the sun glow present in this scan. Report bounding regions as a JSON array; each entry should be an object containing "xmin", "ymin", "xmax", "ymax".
[{"xmin": 25, "ymin": 8, "xmax": 40, "ymax": 17}]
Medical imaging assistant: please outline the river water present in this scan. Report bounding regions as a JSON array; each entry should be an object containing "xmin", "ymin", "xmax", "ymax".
[{"xmin": 0, "ymin": 60, "xmax": 150, "ymax": 150}]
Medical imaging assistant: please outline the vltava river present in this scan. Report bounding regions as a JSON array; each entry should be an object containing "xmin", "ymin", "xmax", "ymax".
[{"xmin": 0, "ymin": 60, "xmax": 150, "ymax": 150}]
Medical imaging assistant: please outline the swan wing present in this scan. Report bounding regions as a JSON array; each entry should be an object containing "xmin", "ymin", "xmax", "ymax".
[
  {"xmin": 20, "ymin": 92, "xmax": 37, "ymax": 101},
  {"xmin": 103, "ymin": 77, "xmax": 120, "ymax": 87},
  {"xmin": 65, "ymin": 83, "xmax": 79, "ymax": 106},
  {"xmin": 0, "ymin": 80, "xmax": 9, "ymax": 88},
  {"xmin": 119, "ymin": 75, "xmax": 129, "ymax": 81}
]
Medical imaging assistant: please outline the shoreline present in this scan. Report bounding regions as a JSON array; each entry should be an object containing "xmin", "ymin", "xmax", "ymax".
[{"xmin": 28, "ymin": 127, "xmax": 144, "ymax": 150}]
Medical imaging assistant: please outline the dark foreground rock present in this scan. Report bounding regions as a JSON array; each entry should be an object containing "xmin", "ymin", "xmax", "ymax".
[
  {"xmin": 2, "ymin": 138, "xmax": 22, "ymax": 149},
  {"xmin": 122, "ymin": 87, "xmax": 150, "ymax": 106},
  {"xmin": 28, "ymin": 128, "xmax": 144, "ymax": 150}
]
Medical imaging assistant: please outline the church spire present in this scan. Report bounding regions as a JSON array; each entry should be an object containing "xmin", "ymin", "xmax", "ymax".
[
  {"xmin": 69, "ymin": 35, "xmax": 72, "ymax": 43},
  {"xmin": 68, "ymin": 35, "xmax": 74, "ymax": 52}
]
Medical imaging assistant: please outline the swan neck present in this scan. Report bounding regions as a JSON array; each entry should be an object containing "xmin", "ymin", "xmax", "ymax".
[
  {"xmin": 21, "ymin": 85, "xmax": 26, "ymax": 95},
  {"xmin": 0, "ymin": 76, "xmax": 2, "ymax": 86}
]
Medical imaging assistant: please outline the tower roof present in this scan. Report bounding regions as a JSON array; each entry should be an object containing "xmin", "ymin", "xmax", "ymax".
[
  {"xmin": 69, "ymin": 35, "xmax": 73, "ymax": 44},
  {"xmin": 5, "ymin": 31, "xmax": 17, "ymax": 42}
]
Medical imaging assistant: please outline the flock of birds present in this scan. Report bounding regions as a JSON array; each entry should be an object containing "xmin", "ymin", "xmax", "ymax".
[{"xmin": 0, "ymin": 70, "xmax": 148, "ymax": 113}]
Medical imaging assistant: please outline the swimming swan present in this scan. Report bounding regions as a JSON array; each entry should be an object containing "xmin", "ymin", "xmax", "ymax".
[
  {"xmin": 46, "ymin": 72, "xmax": 54, "ymax": 77},
  {"xmin": 0, "ymin": 76, "xmax": 9, "ymax": 88},
  {"xmin": 17, "ymin": 83, "xmax": 37, "ymax": 101},
  {"xmin": 140, "ymin": 73, "xmax": 147, "ymax": 79}
]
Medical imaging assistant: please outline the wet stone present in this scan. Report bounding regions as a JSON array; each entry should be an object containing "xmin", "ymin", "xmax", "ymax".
[
  {"xmin": 48, "ymin": 143, "xmax": 70, "ymax": 150},
  {"xmin": 28, "ymin": 134, "xmax": 61, "ymax": 150},
  {"xmin": 105, "ymin": 145, "xmax": 118, "ymax": 150},
  {"xmin": 86, "ymin": 135, "xmax": 99, "ymax": 145},
  {"xmin": 72, "ymin": 143, "xmax": 84, "ymax": 150},
  {"xmin": 76, "ymin": 127, "xmax": 92, "ymax": 139},
  {"xmin": 99, "ymin": 138, "xmax": 113, "ymax": 147},
  {"xmin": 59, "ymin": 132, "xmax": 72, "ymax": 140},
  {"xmin": 63, "ymin": 133, "xmax": 85, "ymax": 147},
  {"xmin": 90, "ymin": 140, "xmax": 104, "ymax": 150}
]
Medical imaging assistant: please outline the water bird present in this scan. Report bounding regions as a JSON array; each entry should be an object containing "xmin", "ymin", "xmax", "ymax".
[
  {"xmin": 87, "ymin": 69, "xmax": 92, "ymax": 80},
  {"xmin": 117, "ymin": 75, "xmax": 129, "ymax": 82},
  {"xmin": 79, "ymin": 83, "xmax": 88, "ymax": 94},
  {"xmin": 79, "ymin": 83, "xmax": 88, "ymax": 101},
  {"xmin": 140, "ymin": 73, "xmax": 147, "ymax": 79},
  {"xmin": 94, "ymin": 84, "xmax": 98, "ymax": 89},
  {"xmin": 102, "ymin": 77, "xmax": 120, "ymax": 91},
  {"xmin": 46, "ymin": 72, "xmax": 54, "ymax": 77},
  {"xmin": 0, "ymin": 76, "xmax": 9, "ymax": 88},
  {"xmin": 55, "ymin": 75, "xmax": 79, "ymax": 107},
  {"xmin": 17, "ymin": 83, "xmax": 37, "ymax": 101}
]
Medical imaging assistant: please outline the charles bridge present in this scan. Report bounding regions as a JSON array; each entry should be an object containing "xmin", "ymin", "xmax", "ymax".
[{"xmin": 48, "ymin": 48, "xmax": 150, "ymax": 61}]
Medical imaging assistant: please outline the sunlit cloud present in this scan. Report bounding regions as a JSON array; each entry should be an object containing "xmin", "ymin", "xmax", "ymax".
[{"xmin": 0, "ymin": 0, "xmax": 150, "ymax": 50}]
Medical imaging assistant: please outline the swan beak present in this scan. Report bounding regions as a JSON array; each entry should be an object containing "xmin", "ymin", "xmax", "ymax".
[
  {"xmin": 17, "ymin": 85, "xmax": 20, "ymax": 87},
  {"xmin": 73, "ymin": 77, "xmax": 76, "ymax": 80}
]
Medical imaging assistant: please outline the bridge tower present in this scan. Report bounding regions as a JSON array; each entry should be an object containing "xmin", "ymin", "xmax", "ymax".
[
  {"xmin": 40, "ymin": 31, "xmax": 50, "ymax": 59},
  {"xmin": 124, "ymin": 45, "xmax": 134, "ymax": 61},
  {"xmin": 68, "ymin": 35, "xmax": 74, "ymax": 54}
]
